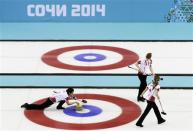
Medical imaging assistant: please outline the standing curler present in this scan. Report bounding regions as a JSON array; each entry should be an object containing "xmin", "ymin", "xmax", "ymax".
[
  {"xmin": 135, "ymin": 53, "xmax": 155, "ymax": 102},
  {"xmin": 136, "ymin": 74, "xmax": 166, "ymax": 127}
]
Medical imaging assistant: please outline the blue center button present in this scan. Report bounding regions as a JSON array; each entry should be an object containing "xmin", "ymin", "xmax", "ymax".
[
  {"xmin": 63, "ymin": 105, "xmax": 102, "ymax": 117},
  {"xmin": 74, "ymin": 53, "xmax": 106, "ymax": 62}
]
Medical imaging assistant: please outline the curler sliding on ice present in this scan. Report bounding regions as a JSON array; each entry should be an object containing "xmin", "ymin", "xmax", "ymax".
[{"xmin": 21, "ymin": 88, "xmax": 87, "ymax": 110}]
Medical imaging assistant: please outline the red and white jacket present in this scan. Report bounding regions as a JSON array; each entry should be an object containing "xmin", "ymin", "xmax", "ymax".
[
  {"xmin": 138, "ymin": 59, "xmax": 152, "ymax": 75},
  {"xmin": 144, "ymin": 83, "xmax": 160, "ymax": 102}
]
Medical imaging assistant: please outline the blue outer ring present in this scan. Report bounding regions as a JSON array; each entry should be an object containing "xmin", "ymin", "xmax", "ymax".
[
  {"xmin": 63, "ymin": 105, "xmax": 102, "ymax": 117},
  {"xmin": 74, "ymin": 53, "xmax": 106, "ymax": 62}
]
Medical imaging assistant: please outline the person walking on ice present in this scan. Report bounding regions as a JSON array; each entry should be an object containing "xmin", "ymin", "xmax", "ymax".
[
  {"xmin": 136, "ymin": 74, "xmax": 166, "ymax": 127},
  {"xmin": 135, "ymin": 52, "xmax": 155, "ymax": 102}
]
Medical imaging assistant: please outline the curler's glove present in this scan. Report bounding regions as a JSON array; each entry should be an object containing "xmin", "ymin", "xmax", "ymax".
[
  {"xmin": 72, "ymin": 96, "xmax": 77, "ymax": 100},
  {"xmin": 82, "ymin": 99, "xmax": 87, "ymax": 103}
]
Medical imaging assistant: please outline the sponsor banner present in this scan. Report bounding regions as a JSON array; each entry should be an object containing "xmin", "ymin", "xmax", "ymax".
[{"xmin": 0, "ymin": 0, "xmax": 178, "ymax": 22}]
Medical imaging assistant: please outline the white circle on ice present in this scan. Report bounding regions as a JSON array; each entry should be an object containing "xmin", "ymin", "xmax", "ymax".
[
  {"xmin": 57, "ymin": 49, "xmax": 123, "ymax": 67},
  {"xmin": 44, "ymin": 100, "xmax": 122, "ymax": 124},
  {"xmin": 84, "ymin": 56, "xmax": 97, "ymax": 60}
]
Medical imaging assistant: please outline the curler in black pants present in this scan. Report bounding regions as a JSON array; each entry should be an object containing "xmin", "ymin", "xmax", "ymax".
[
  {"xmin": 22, "ymin": 98, "xmax": 66, "ymax": 110},
  {"xmin": 136, "ymin": 100, "xmax": 165, "ymax": 125},
  {"xmin": 24, "ymin": 98, "xmax": 54, "ymax": 110},
  {"xmin": 137, "ymin": 74, "xmax": 147, "ymax": 101}
]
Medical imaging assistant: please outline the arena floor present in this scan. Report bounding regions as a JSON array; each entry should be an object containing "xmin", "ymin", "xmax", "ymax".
[{"xmin": 0, "ymin": 41, "xmax": 192, "ymax": 131}]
